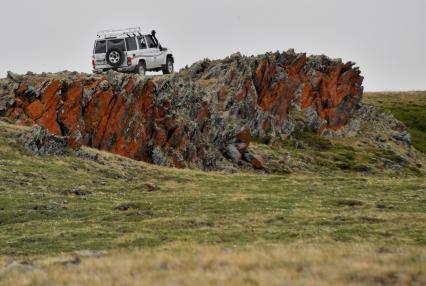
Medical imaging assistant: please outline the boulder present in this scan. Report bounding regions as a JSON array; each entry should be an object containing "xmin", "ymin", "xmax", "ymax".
[
  {"xmin": 224, "ymin": 144, "xmax": 242, "ymax": 163},
  {"xmin": 22, "ymin": 125, "xmax": 69, "ymax": 155},
  {"xmin": 243, "ymin": 152, "xmax": 265, "ymax": 169},
  {"xmin": 6, "ymin": 71, "xmax": 23, "ymax": 82}
]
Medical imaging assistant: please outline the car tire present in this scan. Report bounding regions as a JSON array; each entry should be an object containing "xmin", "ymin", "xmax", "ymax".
[
  {"xmin": 162, "ymin": 57, "xmax": 173, "ymax": 75},
  {"xmin": 137, "ymin": 61, "xmax": 146, "ymax": 76},
  {"xmin": 106, "ymin": 49, "xmax": 124, "ymax": 68}
]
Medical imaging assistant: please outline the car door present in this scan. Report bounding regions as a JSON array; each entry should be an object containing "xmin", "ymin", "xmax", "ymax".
[
  {"xmin": 145, "ymin": 35, "xmax": 162, "ymax": 69},
  {"xmin": 125, "ymin": 37, "xmax": 138, "ymax": 67},
  {"xmin": 106, "ymin": 38, "xmax": 128, "ymax": 67},
  {"xmin": 93, "ymin": 40, "xmax": 107, "ymax": 67},
  {"xmin": 136, "ymin": 36, "xmax": 148, "ymax": 62}
]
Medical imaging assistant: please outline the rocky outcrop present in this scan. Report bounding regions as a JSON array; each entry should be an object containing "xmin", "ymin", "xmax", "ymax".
[
  {"xmin": 22, "ymin": 125, "xmax": 69, "ymax": 155},
  {"xmin": 0, "ymin": 50, "xmax": 364, "ymax": 170}
]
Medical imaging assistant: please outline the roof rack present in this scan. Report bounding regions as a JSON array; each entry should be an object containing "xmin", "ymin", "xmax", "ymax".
[{"xmin": 96, "ymin": 27, "xmax": 142, "ymax": 39}]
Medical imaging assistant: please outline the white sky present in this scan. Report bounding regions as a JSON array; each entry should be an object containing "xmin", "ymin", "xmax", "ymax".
[{"xmin": 0, "ymin": 0, "xmax": 425, "ymax": 91}]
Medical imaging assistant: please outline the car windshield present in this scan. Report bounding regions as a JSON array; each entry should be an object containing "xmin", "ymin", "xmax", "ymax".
[
  {"xmin": 94, "ymin": 40, "xmax": 106, "ymax": 54},
  {"xmin": 145, "ymin": 35, "xmax": 157, "ymax": 48},
  {"xmin": 138, "ymin": 36, "xmax": 147, "ymax": 49}
]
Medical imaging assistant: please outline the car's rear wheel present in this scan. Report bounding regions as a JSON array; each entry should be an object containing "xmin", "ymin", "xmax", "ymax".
[
  {"xmin": 162, "ymin": 57, "xmax": 173, "ymax": 74},
  {"xmin": 137, "ymin": 61, "xmax": 146, "ymax": 76},
  {"xmin": 106, "ymin": 49, "xmax": 124, "ymax": 67}
]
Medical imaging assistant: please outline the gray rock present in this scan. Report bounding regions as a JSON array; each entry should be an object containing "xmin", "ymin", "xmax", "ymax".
[
  {"xmin": 294, "ymin": 141, "xmax": 305, "ymax": 150},
  {"xmin": 22, "ymin": 125, "xmax": 68, "ymax": 155},
  {"xmin": 82, "ymin": 87, "xmax": 96, "ymax": 106},
  {"xmin": 242, "ymin": 152, "xmax": 265, "ymax": 169},
  {"xmin": 375, "ymin": 135, "xmax": 387, "ymax": 143},
  {"xmin": 6, "ymin": 71, "xmax": 23, "ymax": 82},
  {"xmin": 151, "ymin": 146, "xmax": 168, "ymax": 166},
  {"xmin": 8, "ymin": 98, "xmax": 16, "ymax": 107},
  {"xmin": 62, "ymin": 257, "xmax": 81, "ymax": 268},
  {"xmin": 353, "ymin": 165, "xmax": 371, "ymax": 173},
  {"xmin": 382, "ymin": 158, "xmax": 392, "ymax": 166},
  {"xmin": 234, "ymin": 142, "xmax": 249, "ymax": 153},
  {"xmin": 395, "ymin": 155, "xmax": 409, "ymax": 164},
  {"xmin": 24, "ymin": 86, "xmax": 39, "ymax": 101},
  {"xmin": 378, "ymin": 143, "xmax": 390, "ymax": 150},
  {"xmin": 0, "ymin": 94, "xmax": 14, "ymax": 116},
  {"xmin": 392, "ymin": 131, "xmax": 411, "ymax": 144},
  {"xmin": 1, "ymin": 261, "xmax": 33, "ymax": 275},
  {"xmin": 75, "ymin": 149, "xmax": 99, "ymax": 161},
  {"xmin": 401, "ymin": 131, "xmax": 411, "ymax": 143},
  {"xmin": 35, "ymin": 192, "xmax": 45, "ymax": 199},
  {"xmin": 224, "ymin": 144, "xmax": 242, "ymax": 163},
  {"xmin": 98, "ymin": 80, "xmax": 109, "ymax": 91},
  {"xmin": 106, "ymin": 70, "xmax": 126, "ymax": 88}
]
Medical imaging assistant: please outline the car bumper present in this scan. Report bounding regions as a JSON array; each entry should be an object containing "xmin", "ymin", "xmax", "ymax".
[{"xmin": 93, "ymin": 66, "xmax": 135, "ymax": 73}]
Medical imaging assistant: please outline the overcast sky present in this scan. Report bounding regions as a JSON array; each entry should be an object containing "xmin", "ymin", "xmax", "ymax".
[{"xmin": 0, "ymin": 0, "xmax": 425, "ymax": 91}]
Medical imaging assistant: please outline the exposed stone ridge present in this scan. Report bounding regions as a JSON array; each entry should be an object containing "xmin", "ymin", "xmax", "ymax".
[{"xmin": 0, "ymin": 50, "xmax": 364, "ymax": 170}]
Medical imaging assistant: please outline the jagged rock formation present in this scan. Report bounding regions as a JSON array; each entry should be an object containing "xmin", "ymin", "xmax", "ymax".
[
  {"xmin": 22, "ymin": 125, "xmax": 69, "ymax": 155},
  {"xmin": 0, "ymin": 50, "xmax": 364, "ymax": 170}
]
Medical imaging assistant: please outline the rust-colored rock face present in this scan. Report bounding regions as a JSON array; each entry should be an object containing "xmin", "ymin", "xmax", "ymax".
[{"xmin": 0, "ymin": 50, "xmax": 363, "ymax": 170}]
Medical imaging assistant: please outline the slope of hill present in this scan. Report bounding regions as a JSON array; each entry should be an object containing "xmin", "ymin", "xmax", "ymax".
[
  {"xmin": 365, "ymin": 91, "xmax": 426, "ymax": 154},
  {"xmin": 0, "ymin": 50, "xmax": 425, "ymax": 285},
  {"xmin": 0, "ymin": 113, "xmax": 425, "ymax": 285}
]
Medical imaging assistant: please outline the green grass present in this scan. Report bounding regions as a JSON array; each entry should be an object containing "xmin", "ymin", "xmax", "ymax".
[
  {"xmin": 365, "ymin": 91, "xmax": 426, "ymax": 153},
  {"xmin": 0, "ymin": 122, "xmax": 425, "ymax": 256},
  {"xmin": 251, "ymin": 130, "xmax": 423, "ymax": 175}
]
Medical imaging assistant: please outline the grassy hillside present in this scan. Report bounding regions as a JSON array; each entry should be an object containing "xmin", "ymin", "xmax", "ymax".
[
  {"xmin": 0, "ymin": 123, "xmax": 425, "ymax": 285},
  {"xmin": 365, "ymin": 91, "xmax": 426, "ymax": 153},
  {"xmin": 0, "ymin": 91, "xmax": 425, "ymax": 285}
]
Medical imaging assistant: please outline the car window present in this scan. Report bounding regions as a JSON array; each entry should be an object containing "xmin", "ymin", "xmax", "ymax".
[
  {"xmin": 137, "ymin": 36, "xmax": 147, "ymax": 49},
  {"xmin": 107, "ymin": 39, "xmax": 125, "ymax": 51},
  {"xmin": 145, "ymin": 35, "xmax": 157, "ymax": 48},
  {"xmin": 94, "ymin": 40, "xmax": 107, "ymax": 54},
  {"xmin": 125, "ymin": 37, "xmax": 137, "ymax": 51}
]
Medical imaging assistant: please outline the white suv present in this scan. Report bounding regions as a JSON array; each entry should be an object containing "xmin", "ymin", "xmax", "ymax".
[{"xmin": 92, "ymin": 27, "xmax": 174, "ymax": 75}]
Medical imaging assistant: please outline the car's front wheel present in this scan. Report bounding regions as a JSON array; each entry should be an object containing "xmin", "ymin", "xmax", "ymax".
[
  {"xmin": 137, "ymin": 61, "xmax": 146, "ymax": 76},
  {"xmin": 162, "ymin": 57, "xmax": 173, "ymax": 75}
]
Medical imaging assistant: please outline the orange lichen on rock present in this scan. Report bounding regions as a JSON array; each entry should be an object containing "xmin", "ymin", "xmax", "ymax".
[
  {"xmin": 25, "ymin": 100, "xmax": 44, "ymax": 120},
  {"xmin": 38, "ymin": 80, "xmax": 62, "ymax": 135}
]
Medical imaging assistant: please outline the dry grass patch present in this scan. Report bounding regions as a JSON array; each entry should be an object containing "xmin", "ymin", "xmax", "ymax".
[{"xmin": 1, "ymin": 244, "xmax": 425, "ymax": 286}]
